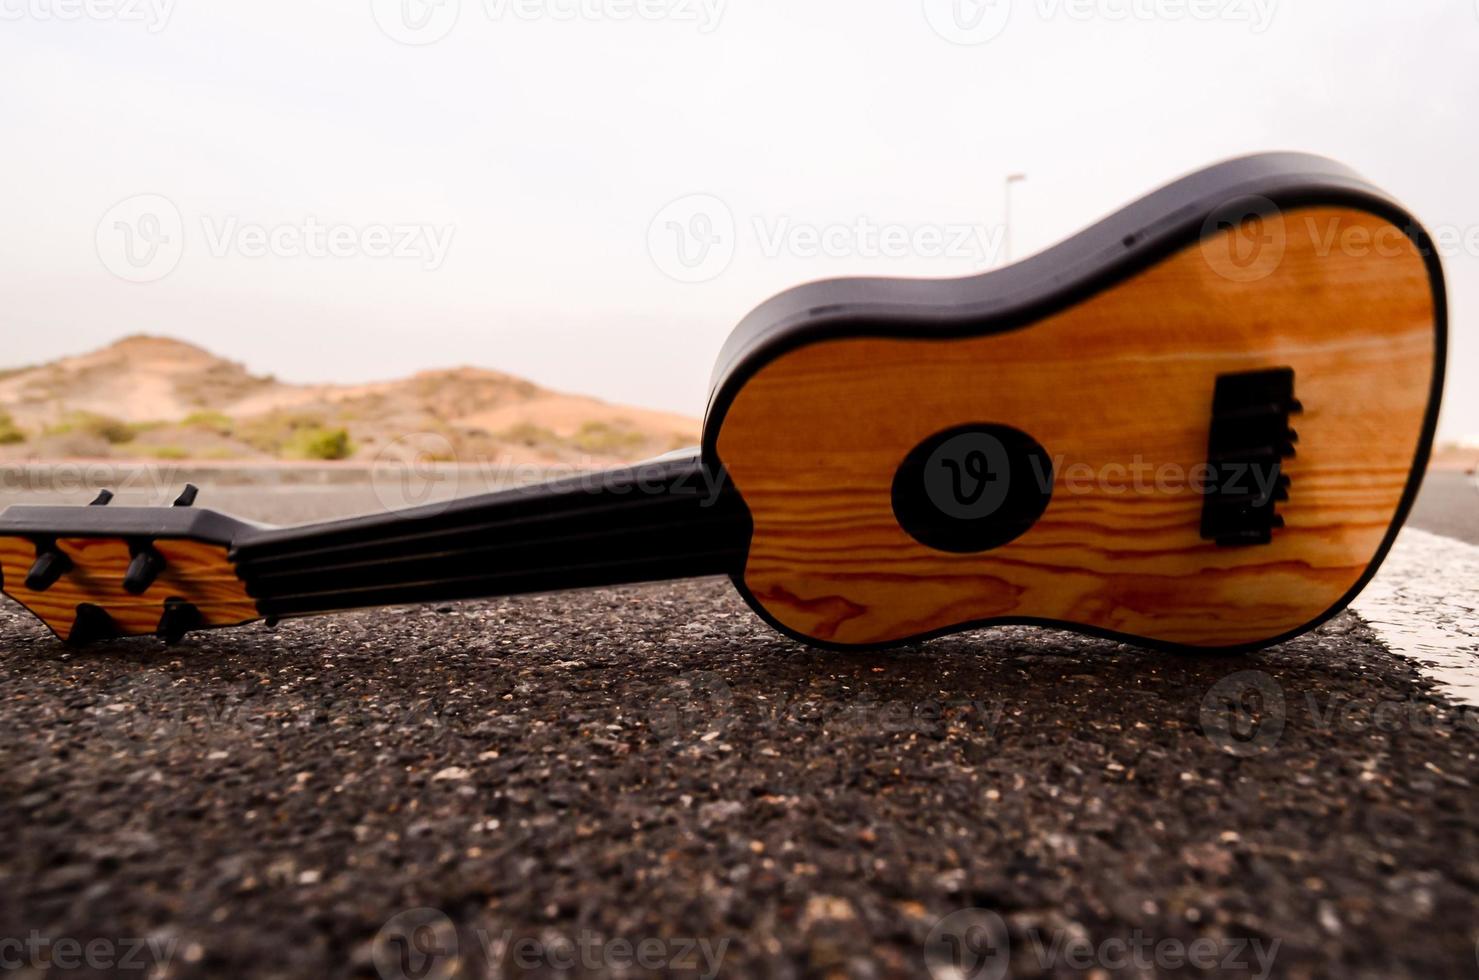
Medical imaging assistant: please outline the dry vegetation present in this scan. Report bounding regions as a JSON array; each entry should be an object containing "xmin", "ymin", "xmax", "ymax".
[{"xmin": 0, "ymin": 335, "xmax": 698, "ymax": 465}]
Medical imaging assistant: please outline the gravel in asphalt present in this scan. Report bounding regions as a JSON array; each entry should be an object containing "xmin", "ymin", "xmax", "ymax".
[{"xmin": 2, "ymin": 571, "xmax": 1478, "ymax": 978}]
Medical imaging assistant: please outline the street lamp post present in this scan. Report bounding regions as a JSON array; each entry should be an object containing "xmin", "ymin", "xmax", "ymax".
[{"xmin": 1004, "ymin": 173, "xmax": 1026, "ymax": 266}]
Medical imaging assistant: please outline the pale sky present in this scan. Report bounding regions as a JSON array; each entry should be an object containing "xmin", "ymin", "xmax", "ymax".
[{"xmin": 2, "ymin": 0, "xmax": 1476, "ymax": 439}]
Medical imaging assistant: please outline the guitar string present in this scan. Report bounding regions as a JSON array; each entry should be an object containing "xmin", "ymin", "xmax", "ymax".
[
  {"xmin": 232, "ymin": 471, "xmax": 730, "ymax": 569},
  {"xmin": 240, "ymin": 512, "xmax": 749, "ymax": 589}
]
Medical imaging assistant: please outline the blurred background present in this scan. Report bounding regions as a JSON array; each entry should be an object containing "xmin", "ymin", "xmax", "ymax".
[{"xmin": 1, "ymin": 0, "xmax": 1476, "ymax": 472}]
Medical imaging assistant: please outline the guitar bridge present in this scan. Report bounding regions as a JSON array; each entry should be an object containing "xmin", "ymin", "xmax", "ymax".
[{"xmin": 1200, "ymin": 367, "xmax": 1300, "ymax": 547}]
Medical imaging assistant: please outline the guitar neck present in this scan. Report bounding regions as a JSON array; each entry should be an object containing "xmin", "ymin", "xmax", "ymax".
[{"xmin": 228, "ymin": 453, "xmax": 751, "ymax": 621}]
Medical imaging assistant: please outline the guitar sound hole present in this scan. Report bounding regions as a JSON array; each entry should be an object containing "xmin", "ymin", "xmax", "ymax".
[{"xmin": 891, "ymin": 424, "xmax": 1054, "ymax": 554}]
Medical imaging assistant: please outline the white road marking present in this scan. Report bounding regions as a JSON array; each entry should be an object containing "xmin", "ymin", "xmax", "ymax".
[{"xmin": 1352, "ymin": 527, "xmax": 1479, "ymax": 707}]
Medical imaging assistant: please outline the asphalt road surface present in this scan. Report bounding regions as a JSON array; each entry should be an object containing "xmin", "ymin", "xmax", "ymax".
[
  {"xmin": 1409, "ymin": 470, "xmax": 1479, "ymax": 546},
  {"xmin": 1, "ymin": 471, "xmax": 1477, "ymax": 978}
]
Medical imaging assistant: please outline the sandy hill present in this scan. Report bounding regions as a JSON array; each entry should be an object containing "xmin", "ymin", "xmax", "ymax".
[{"xmin": 0, "ymin": 335, "xmax": 698, "ymax": 465}]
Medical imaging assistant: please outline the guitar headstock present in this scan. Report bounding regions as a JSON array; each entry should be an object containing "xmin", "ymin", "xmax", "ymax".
[{"xmin": 0, "ymin": 486, "xmax": 263, "ymax": 645}]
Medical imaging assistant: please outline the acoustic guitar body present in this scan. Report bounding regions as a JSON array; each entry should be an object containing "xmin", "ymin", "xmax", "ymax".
[
  {"xmin": 705, "ymin": 153, "xmax": 1446, "ymax": 651},
  {"xmin": 0, "ymin": 153, "xmax": 1445, "ymax": 654}
]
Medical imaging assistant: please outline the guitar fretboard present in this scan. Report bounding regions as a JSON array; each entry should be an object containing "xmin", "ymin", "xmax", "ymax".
[{"xmin": 229, "ymin": 454, "xmax": 751, "ymax": 620}]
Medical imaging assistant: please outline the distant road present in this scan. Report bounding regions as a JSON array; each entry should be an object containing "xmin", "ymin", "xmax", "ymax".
[
  {"xmin": 1408, "ymin": 470, "xmax": 1479, "ymax": 546},
  {"xmin": 3, "ymin": 461, "xmax": 1475, "ymax": 536}
]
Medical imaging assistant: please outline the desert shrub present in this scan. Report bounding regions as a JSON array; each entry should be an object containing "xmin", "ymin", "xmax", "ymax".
[
  {"xmin": 236, "ymin": 412, "xmax": 327, "ymax": 454},
  {"xmin": 176, "ymin": 362, "xmax": 275, "ymax": 407},
  {"xmin": 284, "ymin": 427, "xmax": 355, "ymax": 461},
  {"xmin": 498, "ymin": 422, "xmax": 561, "ymax": 449},
  {"xmin": 0, "ymin": 411, "xmax": 25, "ymax": 444},
  {"xmin": 141, "ymin": 444, "xmax": 190, "ymax": 460},
  {"xmin": 182, "ymin": 410, "xmax": 234, "ymax": 435},
  {"xmin": 571, "ymin": 421, "xmax": 645, "ymax": 457},
  {"xmin": 45, "ymin": 411, "xmax": 139, "ymax": 445}
]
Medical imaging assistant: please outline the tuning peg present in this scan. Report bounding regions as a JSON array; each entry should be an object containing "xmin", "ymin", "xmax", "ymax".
[
  {"xmin": 89, "ymin": 489, "xmax": 115, "ymax": 506},
  {"xmin": 156, "ymin": 598, "xmax": 204, "ymax": 645},
  {"xmin": 173, "ymin": 484, "xmax": 199, "ymax": 507},
  {"xmin": 123, "ymin": 542, "xmax": 166, "ymax": 595},
  {"xmin": 67, "ymin": 603, "xmax": 120, "ymax": 646},
  {"xmin": 24, "ymin": 540, "xmax": 72, "ymax": 592}
]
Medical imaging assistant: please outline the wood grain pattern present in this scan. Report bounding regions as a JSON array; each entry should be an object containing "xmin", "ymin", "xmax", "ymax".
[
  {"xmin": 715, "ymin": 207, "xmax": 1438, "ymax": 648},
  {"xmin": 0, "ymin": 536, "xmax": 259, "ymax": 640}
]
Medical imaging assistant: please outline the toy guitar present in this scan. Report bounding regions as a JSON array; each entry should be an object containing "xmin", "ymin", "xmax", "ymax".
[{"xmin": 0, "ymin": 153, "xmax": 1446, "ymax": 652}]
